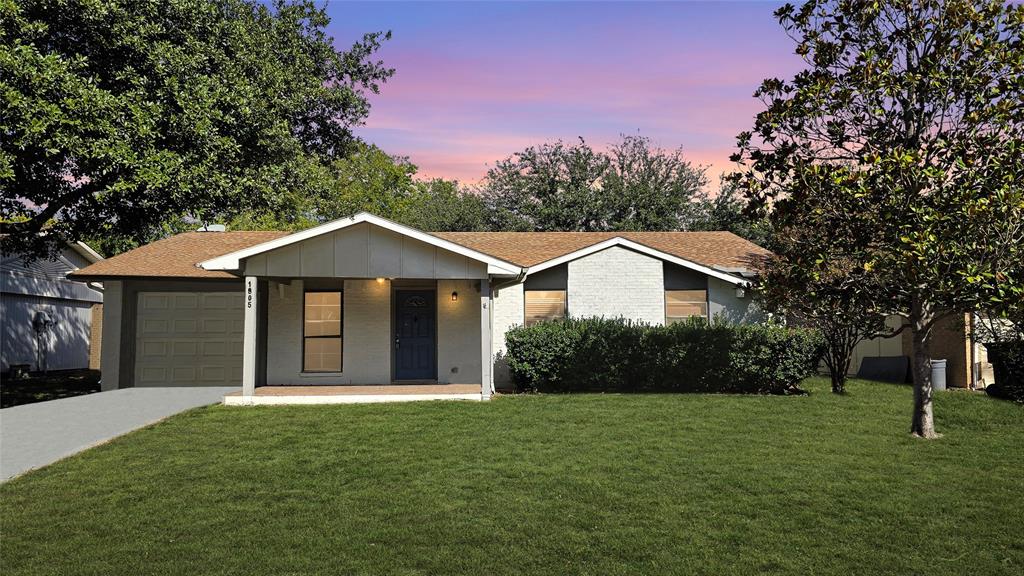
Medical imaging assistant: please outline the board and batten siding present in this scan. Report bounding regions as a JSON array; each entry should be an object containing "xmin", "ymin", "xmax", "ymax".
[{"xmin": 243, "ymin": 222, "xmax": 487, "ymax": 279}]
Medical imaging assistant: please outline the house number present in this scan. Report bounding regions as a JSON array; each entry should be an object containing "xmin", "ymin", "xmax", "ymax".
[{"xmin": 246, "ymin": 281, "xmax": 253, "ymax": 309}]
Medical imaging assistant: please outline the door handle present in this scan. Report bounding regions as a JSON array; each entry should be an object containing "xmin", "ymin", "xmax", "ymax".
[{"xmin": 395, "ymin": 338, "xmax": 400, "ymax": 349}]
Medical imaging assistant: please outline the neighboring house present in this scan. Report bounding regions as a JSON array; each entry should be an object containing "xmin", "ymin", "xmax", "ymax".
[
  {"xmin": 69, "ymin": 213, "xmax": 768, "ymax": 401},
  {"xmin": 1, "ymin": 241, "xmax": 104, "ymax": 373},
  {"xmin": 852, "ymin": 313, "xmax": 996, "ymax": 389}
]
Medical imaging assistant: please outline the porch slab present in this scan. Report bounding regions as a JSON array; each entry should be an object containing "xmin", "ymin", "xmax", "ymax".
[{"xmin": 223, "ymin": 384, "xmax": 483, "ymax": 405}]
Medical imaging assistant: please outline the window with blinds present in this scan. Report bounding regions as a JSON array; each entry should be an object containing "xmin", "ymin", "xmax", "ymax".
[
  {"xmin": 524, "ymin": 290, "xmax": 566, "ymax": 326},
  {"xmin": 665, "ymin": 290, "xmax": 708, "ymax": 323},
  {"xmin": 303, "ymin": 291, "xmax": 342, "ymax": 372}
]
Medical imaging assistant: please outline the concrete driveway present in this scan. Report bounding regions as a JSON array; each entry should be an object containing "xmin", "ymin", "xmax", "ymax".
[{"xmin": 0, "ymin": 387, "xmax": 237, "ymax": 481}]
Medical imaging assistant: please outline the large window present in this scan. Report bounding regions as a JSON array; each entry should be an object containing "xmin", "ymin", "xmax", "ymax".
[
  {"xmin": 524, "ymin": 290, "xmax": 566, "ymax": 326},
  {"xmin": 303, "ymin": 291, "xmax": 342, "ymax": 372},
  {"xmin": 665, "ymin": 290, "xmax": 708, "ymax": 324}
]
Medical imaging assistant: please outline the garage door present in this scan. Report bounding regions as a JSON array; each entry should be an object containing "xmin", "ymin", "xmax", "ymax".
[{"xmin": 134, "ymin": 292, "xmax": 244, "ymax": 386}]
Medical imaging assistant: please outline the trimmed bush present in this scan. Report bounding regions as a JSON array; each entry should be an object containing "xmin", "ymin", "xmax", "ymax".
[
  {"xmin": 505, "ymin": 317, "xmax": 825, "ymax": 394},
  {"xmin": 984, "ymin": 341, "xmax": 1024, "ymax": 404}
]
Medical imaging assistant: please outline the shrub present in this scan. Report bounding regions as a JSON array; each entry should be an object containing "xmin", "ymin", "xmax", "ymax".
[
  {"xmin": 984, "ymin": 341, "xmax": 1024, "ymax": 404},
  {"xmin": 504, "ymin": 316, "xmax": 825, "ymax": 394}
]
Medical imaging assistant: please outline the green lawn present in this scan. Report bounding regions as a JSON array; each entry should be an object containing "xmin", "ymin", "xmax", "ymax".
[{"xmin": 1, "ymin": 379, "xmax": 1021, "ymax": 575}]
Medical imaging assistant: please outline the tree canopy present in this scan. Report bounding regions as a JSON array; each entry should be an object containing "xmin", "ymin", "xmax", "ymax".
[
  {"xmin": 1, "ymin": 0, "xmax": 393, "ymax": 258},
  {"xmin": 734, "ymin": 0, "xmax": 1024, "ymax": 437},
  {"xmin": 482, "ymin": 135, "xmax": 752, "ymax": 234}
]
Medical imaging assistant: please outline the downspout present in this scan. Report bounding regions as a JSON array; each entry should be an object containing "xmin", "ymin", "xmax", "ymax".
[{"xmin": 491, "ymin": 267, "xmax": 528, "ymax": 295}]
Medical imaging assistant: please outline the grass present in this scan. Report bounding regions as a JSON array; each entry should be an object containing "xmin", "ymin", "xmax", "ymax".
[
  {"xmin": 1, "ymin": 378, "xmax": 1021, "ymax": 575},
  {"xmin": 0, "ymin": 369, "xmax": 101, "ymax": 408}
]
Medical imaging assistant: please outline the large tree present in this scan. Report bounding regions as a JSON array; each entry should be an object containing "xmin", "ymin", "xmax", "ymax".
[
  {"xmin": 482, "ymin": 135, "xmax": 716, "ymax": 233},
  {"xmin": 1, "ymin": 0, "xmax": 393, "ymax": 258},
  {"xmin": 733, "ymin": 0, "xmax": 1024, "ymax": 437}
]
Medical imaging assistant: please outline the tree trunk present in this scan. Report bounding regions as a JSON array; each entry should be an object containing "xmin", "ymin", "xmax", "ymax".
[{"xmin": 909, "ymin": 301, "xmax": 938, "ymax": 439}]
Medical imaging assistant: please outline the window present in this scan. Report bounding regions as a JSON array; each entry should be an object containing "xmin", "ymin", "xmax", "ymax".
[
  {"xmin": 303, "ymin": 291, "xmax": 342, "ymax": 372},
  {"xmin": 524, "ymin": 290, "xmax": 566, "ymax": 326},
  {"xmin": 665, "ymin": 290, "xmax": 708, "ymax": 324}
]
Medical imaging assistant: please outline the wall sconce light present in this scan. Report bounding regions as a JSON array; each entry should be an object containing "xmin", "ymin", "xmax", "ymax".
[
  {"xmin": 451, "ymin": 291, "xmax": 459, "ymax": 302},
  {"xmin": 735, "ymin": 287, "xmax": 746, "ymax": 299}
]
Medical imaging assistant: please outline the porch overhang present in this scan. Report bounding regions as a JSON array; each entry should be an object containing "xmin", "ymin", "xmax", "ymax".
[{"xmin": 198, "ymin": 212, "xmax": 523, "ymax": 278}]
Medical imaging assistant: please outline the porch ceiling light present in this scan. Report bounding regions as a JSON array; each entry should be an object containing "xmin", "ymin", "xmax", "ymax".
[
  {"xmin": 451, "ymin": 291, "xmax": 458, "ymax": 302},
  {"xmin": 375, "ymin": 277, "xmax": 385, "ymax": 284}
]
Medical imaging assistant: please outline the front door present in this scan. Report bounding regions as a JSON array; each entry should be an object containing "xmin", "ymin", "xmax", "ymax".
[{"xmin": 394, "ymin": 290, "xmax": 436, "ymax": 380}]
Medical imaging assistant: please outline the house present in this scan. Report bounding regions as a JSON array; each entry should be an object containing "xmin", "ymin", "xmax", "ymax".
[
  {"xmin": 69, "ymin": 213, "xmax": 769, "ymax": 403},
  {"xmin": 852, "ymin": 314, "xmax": 996, "ymax": 389},
  {"xmin": 1, "ymin": 241, "xmax": 104, "ymax": 374}
]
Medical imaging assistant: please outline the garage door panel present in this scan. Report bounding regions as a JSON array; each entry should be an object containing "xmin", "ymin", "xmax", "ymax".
[{"xmin": 134, "ymin": 291, "xmax": 243, "ymax": 387}]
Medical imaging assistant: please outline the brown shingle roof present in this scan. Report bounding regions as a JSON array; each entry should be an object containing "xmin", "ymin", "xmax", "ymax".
[
  {"xmin": 70, "ymin": 231, "xmax": 290, "ymax": 280},
  {"xmin": 432, "ymin": 231, "xmax": 769, "ymax": 270},
  {"xmin": 71, "ymin": 228, "xmax": 768, "ymax": 280}
]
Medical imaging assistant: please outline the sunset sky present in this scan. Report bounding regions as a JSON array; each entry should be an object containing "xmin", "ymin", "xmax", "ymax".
[{"xmin": 327, "ymin": 1, "xmax": 805, "ymax": 184}]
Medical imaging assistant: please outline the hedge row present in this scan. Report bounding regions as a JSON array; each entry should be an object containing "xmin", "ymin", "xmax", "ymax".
[{"xmin": 504, "ymin": 316, "xmax": 825, "ymax": 395}]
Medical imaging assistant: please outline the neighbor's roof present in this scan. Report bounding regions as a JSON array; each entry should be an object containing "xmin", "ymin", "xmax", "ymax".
[
  {"xmin": 70, "ymin": 231, "xmax": 289, "ymax": 280},
  {"xmin": 431, "ymin": 231, "xmax": 768, "ymax": 270},
  {"xmin": 72, "ymin": 227, "xmax": 768, "ymax": 280}
]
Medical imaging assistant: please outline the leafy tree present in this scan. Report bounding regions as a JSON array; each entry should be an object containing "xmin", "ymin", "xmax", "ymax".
[
  {"xmin": 1, "ymin": 0, "xmax": 393, "ymax": 258},
  {"xmin": 311, "ymin": 144, "xmax": 420, "ymax": 221},
  {"xmin": 733, "ymin": 0, "xmax": 1024, "ymax": 437},
  {"xmin": 401, "ymin": 179, "xmax": 487, "ymax": 232},
  {"xmin": 601, "ymin": 135, "xmax": 709, "ymax": 231},
  {"xmin": 686, "ymin": 178, "xmax": 771, "ymax": 246},
  {"xmin": 482, "ymin": 138, "xmax": 609, "ymax": 232},
  {"xmin": 481, "ymin": 135, "xmax": 757, "ymax": 235}
]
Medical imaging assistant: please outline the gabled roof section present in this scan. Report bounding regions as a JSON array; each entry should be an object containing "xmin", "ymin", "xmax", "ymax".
[
  {"xmin": 199, "ymin": 212, "xmax": 523, "ymax": 275},
  {"xmin": 432, "ymin": 231, "xmax": 769, "ymax": 284}
]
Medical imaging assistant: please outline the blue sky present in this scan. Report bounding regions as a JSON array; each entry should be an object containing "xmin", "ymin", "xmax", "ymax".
[{"xmin": 324, "ymin": 1, "xmax": 804, "ymax": 182}]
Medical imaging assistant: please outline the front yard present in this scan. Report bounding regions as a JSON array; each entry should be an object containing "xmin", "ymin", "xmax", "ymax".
[{"xmin": 1, "ymin": 378, "xmax": 1021, "ymax": 575}]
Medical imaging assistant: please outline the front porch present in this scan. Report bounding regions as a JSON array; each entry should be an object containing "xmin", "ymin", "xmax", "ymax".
[{"xmin": 223, "ymin": 384, "xmax": 482, "ymax": 405}]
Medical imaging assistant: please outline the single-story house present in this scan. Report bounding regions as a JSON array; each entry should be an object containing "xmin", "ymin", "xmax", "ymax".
[
  {"xmin": 1, "ymin": 241, "xmax": 104, "ymax": 374},
  {"xmin": 70, "ymin": 213, "xmax": 769, "ymax": 403}
]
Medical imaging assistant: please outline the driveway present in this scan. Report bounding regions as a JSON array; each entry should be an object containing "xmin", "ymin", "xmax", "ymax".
[{"xmin": 0, "ymin": 387, "xmax": 237, "ymax": 481}]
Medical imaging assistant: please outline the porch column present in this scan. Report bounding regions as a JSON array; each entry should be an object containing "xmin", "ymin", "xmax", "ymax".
[
  {"xmin": 480, "ymin": 278, "xmax": 493, "ymax": 400},
  {"xmin": 242, "ymin": 275, "xmax": 258, "ymax": 397}
]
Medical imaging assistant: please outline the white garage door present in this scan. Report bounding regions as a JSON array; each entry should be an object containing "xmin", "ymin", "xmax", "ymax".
[{"xmin": 134, "ymin": 292, "xmax": 244, "ymax": 386}]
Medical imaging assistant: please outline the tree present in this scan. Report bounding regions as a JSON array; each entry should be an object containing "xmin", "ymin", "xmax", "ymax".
[
  {"xmin": 733, "ymin": 0, "xmax": 1024, "ymax": 437},
  {"xmin": 755, "ymin": 166, "xmax": 900, "ymax": 394},
  {"xmin": 686, "ymin": 178, "xmax": 771, "ymax": 246},
  {"xmin": 401, "ymin": 179, "xmax": 487, "ymax": 232},
  {"xmin": 1, "ymin": 0, "xmax": 393, "ymax": 258},
  {"xmin": 311, "ymin": 144, "xmax": 420, "ymax": 222},
  {"xmin": 482, "ymin": 135, "xmax": 718, "ymax": 232},
  {"xmin": 482, "ymin": 138, "xmax": 609, "ymax": 231}
]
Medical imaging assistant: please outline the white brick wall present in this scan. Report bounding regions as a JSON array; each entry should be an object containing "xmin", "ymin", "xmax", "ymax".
[
  {"xmin": 437, "ymin": 279, "xmax": 481, "ymax": 384},
  {"xmin": 567, "ymin": 246, "xmax": 664, "ymax": 325},
  {"xmin": 491, "ymin": 282, "xmax": 524, "ymax": 388}
]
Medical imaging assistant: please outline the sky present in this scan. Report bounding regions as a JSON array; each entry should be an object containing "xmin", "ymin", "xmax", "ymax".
[{"xmin": 325, "ymin": 1, "xmax": 805, "ymax": 184}]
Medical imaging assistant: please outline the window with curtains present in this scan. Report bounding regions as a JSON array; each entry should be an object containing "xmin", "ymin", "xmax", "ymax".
[
  {"xmin": 524, "ymin": 290, "xmax": 567, "ymax": 326},
  {"xmin": 665, "ymin": 290, "xmax": 708, "ymax": 324},
  {"xmin": 303, "ymin": 291, "xmax": 342, "ymax": 372}
]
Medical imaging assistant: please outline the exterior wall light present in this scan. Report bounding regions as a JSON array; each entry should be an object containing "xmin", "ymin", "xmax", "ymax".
[
  {"xmin": 451, "ymin": 291, "xmax": 459, "ymax": 302},
  {"xmin": 735, "ymin": 287, "xmax": 746, "ymax": 299}
]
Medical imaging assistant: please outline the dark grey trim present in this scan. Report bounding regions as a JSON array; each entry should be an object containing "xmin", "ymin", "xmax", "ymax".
[
  {"xmin": 663, "ymin": 262, "xmax": 708, "ymax": 291},
  {"xmin": 524, "ymin": 264, "xmax": 567, "ymax": 290}
]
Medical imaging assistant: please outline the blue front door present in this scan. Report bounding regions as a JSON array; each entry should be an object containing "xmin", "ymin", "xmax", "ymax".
[{"xmin": 394, "ymin": 290, "xmax": 436, "ymax": 380}]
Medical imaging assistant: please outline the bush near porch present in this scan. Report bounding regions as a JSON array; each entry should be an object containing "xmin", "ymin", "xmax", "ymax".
[{"xmin": 505, "ymin": 317, "xmax": 825, "ymax": 394}]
